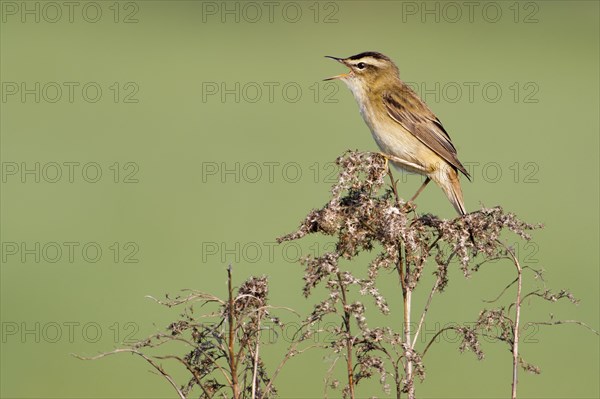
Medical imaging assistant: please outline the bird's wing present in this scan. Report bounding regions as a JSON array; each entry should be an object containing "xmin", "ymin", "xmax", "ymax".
[{"xmin": 382, "ymin": 89, "xmax": 470, "ymax": 179}]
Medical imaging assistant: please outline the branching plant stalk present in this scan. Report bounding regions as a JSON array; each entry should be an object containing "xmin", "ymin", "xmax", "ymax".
[
  {"xmin": 503, "ymin": 243, "xmax": 522, "ymax": 399},
  {"xmin": 413, "ymin": 251, "xmax": 455, "ymax": 348},
  {"xmin": 412, "ymin": 278, "xmax": 439, "ymax": 348},
  {"xmin": 251, "ymin": 309, "xmax": 262, "ymax": 399},
  {"xmin": 273, "ymin": 152, "xmax": 595, "ymax": 398},
  {"xmin": 389, "ymin": 169, "xmax": 415, "ymax": 399},
  {"xmin": 79, "ymin": 152, "xmax": 600, "ymax": 399},
  {"xmin": 227, "ymin": 266, "xmax": 240, "ymax": 399},
  {"xmin": 403, "ymin": 247, "xmax": 415, "ymax": 399},
  {"xmin": 336, "ymin": 271, "xmax": 356, "ymax": 399}
]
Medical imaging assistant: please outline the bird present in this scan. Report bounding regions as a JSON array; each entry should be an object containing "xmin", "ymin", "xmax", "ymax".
[{"xmin": 325, "ymin": 51, "xmax": 471, "ymax": 215}]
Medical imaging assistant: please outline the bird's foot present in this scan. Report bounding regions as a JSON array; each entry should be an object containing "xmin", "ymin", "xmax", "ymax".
[
  {"xmin": 401, "ymin": 201, "xmax": 417, "ymax": 214},
  {"xmin": 375, "ymin": 152, "xmax": 390, "ymax": 172}
]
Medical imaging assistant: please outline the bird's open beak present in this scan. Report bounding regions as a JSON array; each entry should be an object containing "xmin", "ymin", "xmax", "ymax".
[{"xmin": 324, "ymin": 56, "xmax": 351, "ymax": 81}]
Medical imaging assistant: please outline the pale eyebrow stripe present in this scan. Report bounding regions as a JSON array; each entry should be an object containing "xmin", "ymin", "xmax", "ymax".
[{"xmin": 350, "ymin": 57, "xmax": 386, "ymax": 67}]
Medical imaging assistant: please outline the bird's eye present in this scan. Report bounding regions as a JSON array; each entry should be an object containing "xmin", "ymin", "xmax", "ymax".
[{"xmin": 356, "ymin": 62, "xmax": 366, "ymax": 70}]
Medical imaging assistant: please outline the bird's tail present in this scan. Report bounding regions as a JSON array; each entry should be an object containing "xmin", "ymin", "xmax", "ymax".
[{"xmin": 432, "ymin": 167, "xmax": 467, "ymax": 215}]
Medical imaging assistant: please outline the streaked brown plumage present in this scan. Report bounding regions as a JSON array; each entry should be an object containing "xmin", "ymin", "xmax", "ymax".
[{"xmin": 325, "ymin": 51, "xmax": 470, "ymax": 214}]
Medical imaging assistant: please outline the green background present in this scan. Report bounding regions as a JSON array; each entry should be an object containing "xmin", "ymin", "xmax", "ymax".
[{"xmin": 1, "ymin": 1, "xmax": 598, "ymax": 398}]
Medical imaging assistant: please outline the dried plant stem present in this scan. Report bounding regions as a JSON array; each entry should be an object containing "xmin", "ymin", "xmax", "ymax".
[
  {"xmin": 403, "ymin": 254, "xmax": 415, "ymax": 399},
  {"xmin": 154, "ymin": 354, "xmax": 213, "ymax": 397},
  {"xmin": 483, "ymin": 276, "xmax": 519, "ymax": 303},
  {"xmin": 404, "ymin": 288, "xmax": 414, "ymax": 399},
  {"xmin": 227, "ymin": 266, "xmax": 240, "ymax": 399},
  {"xmin": 394, "ymin": 242, "xmax": 416, "ymax": 399},
  {"xmin": 524, "ymin": 320, "xmax": 599, "ymax": 335},
  {"xmin": 336, "ymin": 271, "xmax": 356, "ymax": 399},
  {"xmin": 413, "ymin": 251, "xmax": 455, "ymax": 348},
  {"xmin": 503, "ymin": 243, "xmax": 522, "ymax": 399},
  {"xmin": 74, "ymin": 349, "xmax": 186, "ymax": 399},
  {"xmin": 412, "ymin": 278, "xmax": 439, "ymax": 348},
  {"xmin": 324, "ymin": 355, "xmax": 341, "ymax": 399},
  {"xmin": 421, "ymin": 327, "xmax": 457, "ymax": 358},
  {"xmin": 388, "ymin": 168, "xmax": 415, "ymax": 399},
  {"xmin": 264, "ymin": 341, "xmax": 303, "ymax": 395},
  {"xmin": 251, "ymin": 309, "xmax": 262, "ymax": 399}
]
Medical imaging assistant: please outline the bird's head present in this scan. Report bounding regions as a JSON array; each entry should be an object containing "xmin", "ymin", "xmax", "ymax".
[{"xmin": 324, "ymin": 51, "xmax": 400, "ymax": 90}]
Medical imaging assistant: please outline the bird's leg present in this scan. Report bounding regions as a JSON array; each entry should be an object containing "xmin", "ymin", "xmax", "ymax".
[
  {"xmin": 380, "ymin": 152, "xmax": 390, "ymax": 172},
  {"xmin": 378, "ymin": 152, "xmax": 429, "ymax": 213},
  {"xmin": 385, "ymin": 158, "xmax": 402, "ymax": 208},
  {"xmin": 409, "ymin": 177, "xmax": 431, "ymax": 203},
  {"xmin": 379, "ymin": 153, "xmax": 428, "ymax": 174},
  {"xmin": 381, "ymin": 154, "xmax": 414, "ymax": 212},
  {"xmin": 400, "ymin": 177, "xmax": 431, "ymax": 213}
]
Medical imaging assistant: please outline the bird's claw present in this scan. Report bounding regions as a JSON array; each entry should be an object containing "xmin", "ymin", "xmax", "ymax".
[
  {"xmin": 376, "ymin": 152, "xmax": 390, "ymax": 172},
  {"xmin": 401, "ymin": 201, "xmax": 417, "ymax": 213}
]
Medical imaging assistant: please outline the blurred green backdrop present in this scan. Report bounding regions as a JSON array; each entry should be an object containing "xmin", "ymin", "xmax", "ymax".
[{"xmin": 1, "ymin": 1, "xmax": 598, "ymax": 398}]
